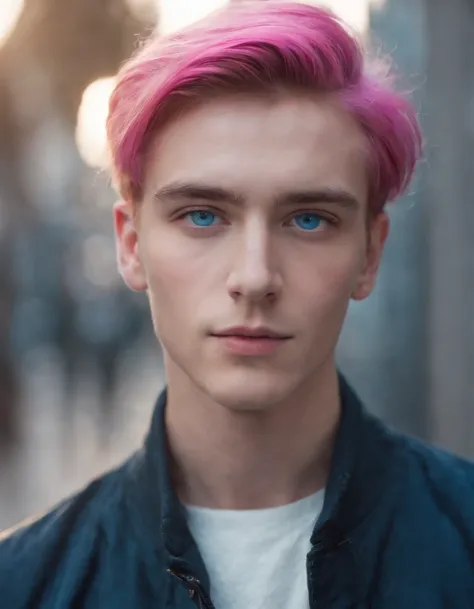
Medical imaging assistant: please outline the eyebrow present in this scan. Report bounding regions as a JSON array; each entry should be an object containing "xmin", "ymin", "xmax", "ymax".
[
  {"xmin": 153, "ymin": 181, "xmax": 360, "ymax": 210},
  {"xmin": 154, "ymin": 182, "xmax": 245, "ymax": 206}
]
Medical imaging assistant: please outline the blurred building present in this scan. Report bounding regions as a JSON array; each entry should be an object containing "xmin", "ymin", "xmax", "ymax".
[
  {"xmin": 0, "ymin": 0, "xmax": 473, "ymax": 530},
  {"xmin": 340, "ymin": 0, "xmax": 474, "ymax": 460}
]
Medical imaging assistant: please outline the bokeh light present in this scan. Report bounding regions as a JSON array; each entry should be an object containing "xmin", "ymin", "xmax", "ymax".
[
  {"xmin": 0, "ymin": 0, "xmax": 24, "ymax": 46},
  {"xmin": 155, "ymin": 1, "xmax": 372, "ymax": 37},
  {"xmin": 75, "ymin": 77, "xmax": 116, "ymax": 169},
  {"xmin": 304, "ymin": 0, "xmax": 371, "ymax": 33},
  {"xmin": 157, "ymin": 0, "xmax": 230, "ymax": 35}
]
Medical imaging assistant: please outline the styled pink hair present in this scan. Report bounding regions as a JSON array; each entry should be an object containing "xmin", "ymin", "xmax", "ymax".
[{"xmin": 106, "ymin": 1, "xmax": 422, "ymax": 213}]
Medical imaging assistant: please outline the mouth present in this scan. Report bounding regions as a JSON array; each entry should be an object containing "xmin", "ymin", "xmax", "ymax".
[
  {"xmin": 212, "ymin": 326, "xmax": 292, "ymax": 340},
  {"xmin": 210, "ymin": 326, "xmax": 292, "ymax": 356}
]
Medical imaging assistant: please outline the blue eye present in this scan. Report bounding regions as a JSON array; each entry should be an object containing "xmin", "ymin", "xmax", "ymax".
[
  {"xmin": 187, "ymin": 210, "xmax": 219, "ymax": 227},
  {"xmin": 293, "ymin": 213, "xmax": 323, "ymax": 231}
]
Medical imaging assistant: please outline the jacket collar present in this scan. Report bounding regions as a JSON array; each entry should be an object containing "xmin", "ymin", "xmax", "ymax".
[
  {"xmin": 124, "ymin": 374, "xmax": 399, "ymax": 581},
  {"xmin": 310, "ymin": 376, "xmax": 399, "ymax": 549}
]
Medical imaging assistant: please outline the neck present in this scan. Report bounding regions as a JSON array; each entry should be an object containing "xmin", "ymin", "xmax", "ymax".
[{"xmin": 164, "ymin": 360, "xmax": 340, "ymax": 510}]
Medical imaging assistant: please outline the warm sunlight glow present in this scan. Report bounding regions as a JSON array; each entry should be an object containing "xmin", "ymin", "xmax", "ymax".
[
  {"xmin": 155, "ymin": 0, "xmax": 375, "ymax": 37},
  {"xmin": 157, "ymin": 0, "xmax": 230, "ymax": 35},
  {"xmin": 125, "ymin": 0, "xmax": 157, "ymax": 22},
  {"xmin": 75, "ymin": 77, "xmax": 116, "ymax": 169},
  {"xmin": 0, "ymin": 0, "xmax": 24, "ymax": 46},
  {"xmin": 297, "ymin": 0, "xmax": 371, "ymax": 33}
]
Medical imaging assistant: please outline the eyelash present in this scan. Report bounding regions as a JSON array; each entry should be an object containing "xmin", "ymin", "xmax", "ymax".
[{"xmin": 174, "ymin": 207, "xmax": 338, "ymax": 229}]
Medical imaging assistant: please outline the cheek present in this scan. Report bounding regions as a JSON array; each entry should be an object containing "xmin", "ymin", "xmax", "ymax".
[
  {"xmin": 289, "ymin": 241, "xmax": 365, "ymax": 312},
  {"xmin": 141, "ymin": 229, "xmax": 224, "ymax": 322}
]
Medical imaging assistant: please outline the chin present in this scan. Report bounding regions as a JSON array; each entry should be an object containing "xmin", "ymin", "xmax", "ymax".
[{"xmin": 202, "ymin": 370, "xmax": 299, "ymax": 413}]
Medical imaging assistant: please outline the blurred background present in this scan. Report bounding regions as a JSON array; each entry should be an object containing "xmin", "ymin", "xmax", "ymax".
[{"xmin": 0, "ymin": 0, "xmax": 473, "ymax": 530}]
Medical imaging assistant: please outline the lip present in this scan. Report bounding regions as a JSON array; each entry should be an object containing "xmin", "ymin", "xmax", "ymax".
[
  {"xmin": 213, "ymin": 326, "xmax": 291, "ymax": 339},
  {"xmin": 211, "ymin": 326, "xmax": 292, "ymax": 356}
]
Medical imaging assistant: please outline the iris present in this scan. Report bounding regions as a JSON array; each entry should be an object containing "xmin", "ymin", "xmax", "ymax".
[
  {"xmin": 293, "ymin": 213, "xmax": 322, "ymax": 231},
  {"xmin": 188, "ymin": 210, "xmax": 217, "ymax": 227}
]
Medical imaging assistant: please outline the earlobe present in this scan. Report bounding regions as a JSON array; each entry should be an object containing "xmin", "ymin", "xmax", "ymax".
[
  {"xmin": 113, "ymin": 200, "xmax": 148, "ymax": 292},
  {"xmin": 351, "ymin": 278, "xmax": 372, "ymax": 302}
]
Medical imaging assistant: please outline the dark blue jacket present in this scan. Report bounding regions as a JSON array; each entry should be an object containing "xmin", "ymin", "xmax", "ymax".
[{"xmin": 1, "ymin": 378, "xmax": 474, "ymax": 608}]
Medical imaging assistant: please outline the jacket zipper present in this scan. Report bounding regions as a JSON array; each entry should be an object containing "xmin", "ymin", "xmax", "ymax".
[{"xmin": 168, "ymin": 569, "xmax": 216, "ymax": 609}]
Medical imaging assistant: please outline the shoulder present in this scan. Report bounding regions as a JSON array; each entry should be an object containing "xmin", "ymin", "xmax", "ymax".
[
  {"xmin": 400, "ymin": 432, "xmax": 474, "ymax": 491},
  {"xmin": 0, "ymin": 459, "xmax": 129, "ymax": 607},
  {"xmin": 392, "ymin": 430, "xmax": 474, "ymax": 533}
]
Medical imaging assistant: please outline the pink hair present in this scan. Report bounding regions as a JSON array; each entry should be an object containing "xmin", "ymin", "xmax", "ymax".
[{"xmin": 106, "ymin": 1, "xmax": 422, "ymax": 213}]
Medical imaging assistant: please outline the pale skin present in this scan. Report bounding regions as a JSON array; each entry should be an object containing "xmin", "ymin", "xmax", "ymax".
[{"xmin": 114, "ymin": 93, "xmax": 389, "ymax": 510}]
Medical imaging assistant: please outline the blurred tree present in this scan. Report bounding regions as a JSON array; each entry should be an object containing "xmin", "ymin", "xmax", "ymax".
[
  {"xmin": 1, "ymin": 0, "xmax": 153, "ymax": 125},
  {"xmin": 0, "ymin": 0, "xmax": 155, "ymax": 452}
]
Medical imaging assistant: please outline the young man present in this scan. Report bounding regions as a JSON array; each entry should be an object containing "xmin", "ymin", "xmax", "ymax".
[{"xmin": 1, "ymin": 2, "xmax": 474, "ymax": 607}]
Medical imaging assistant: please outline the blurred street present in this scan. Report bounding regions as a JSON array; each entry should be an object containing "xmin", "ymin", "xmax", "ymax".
[
  {"xmin": 0, "ymin": 0, "xmax": 473, "ymax": 537},
  {"xmin": 0, "ymin": 343, "xmax": 164, "ymax": 531}
]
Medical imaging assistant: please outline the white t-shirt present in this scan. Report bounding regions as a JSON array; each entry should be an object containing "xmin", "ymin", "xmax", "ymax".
[{"xmin": 185, "ymin": 490, "xmax": 325, "ymax": 609}]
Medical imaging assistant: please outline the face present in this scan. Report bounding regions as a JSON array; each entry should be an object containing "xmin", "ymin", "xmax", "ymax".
[{"xmin": 114, "ymin": 93, "xmax": 388, "ymax": 411}]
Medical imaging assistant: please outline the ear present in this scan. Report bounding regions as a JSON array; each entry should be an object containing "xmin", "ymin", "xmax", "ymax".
[
  {"xmin": 352, "ymin": 212, "xmax": 389, "ymax": 301},
  {"xmin": 113, "ymin": 200, "xmax": 148, "ymax": 292}
]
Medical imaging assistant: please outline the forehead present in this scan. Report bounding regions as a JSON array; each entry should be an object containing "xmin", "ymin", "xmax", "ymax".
[{"xmin": 144, "ymin": 93, "xmax": 368, "ymax": 205}]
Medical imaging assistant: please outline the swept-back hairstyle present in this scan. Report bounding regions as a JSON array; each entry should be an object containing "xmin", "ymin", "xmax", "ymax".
[{"xmin": 106, "ymin": 1, "xmax": 422, "ymax": 213}]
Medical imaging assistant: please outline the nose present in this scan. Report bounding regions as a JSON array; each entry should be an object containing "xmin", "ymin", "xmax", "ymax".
[{"xmin": 226, "ymin": 218, "xmax": 282, "ymax": 304}]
